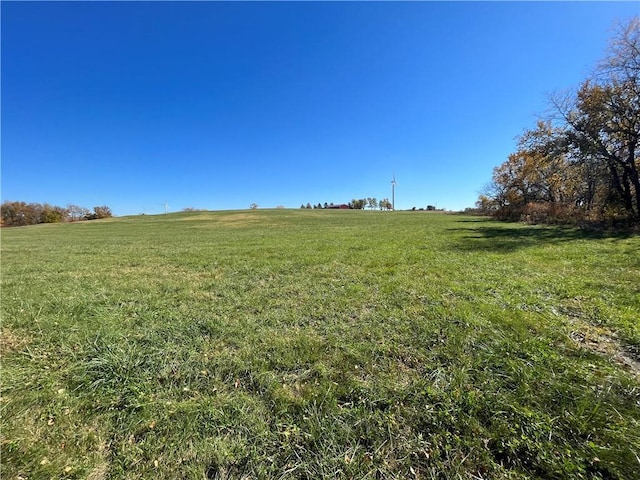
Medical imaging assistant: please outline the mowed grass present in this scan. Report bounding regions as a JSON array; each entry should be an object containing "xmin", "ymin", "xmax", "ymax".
[{"xmin": 1, "ymin": 209, "xmax": 639, "ymax": 479}]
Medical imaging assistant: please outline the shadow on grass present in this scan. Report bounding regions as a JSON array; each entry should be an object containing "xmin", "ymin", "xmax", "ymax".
[{"xmin": 448, "ymin": 220, "xmax": 636, "ymax": 253}]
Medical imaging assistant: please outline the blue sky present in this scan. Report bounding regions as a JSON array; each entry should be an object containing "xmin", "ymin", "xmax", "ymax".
[{"xmin": 2, "ymin": 2, "xmax": 638, "ymax": 215}]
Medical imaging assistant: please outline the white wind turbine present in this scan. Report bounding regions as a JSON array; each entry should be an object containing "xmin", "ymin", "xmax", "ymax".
[
  {"xmin": 161, "ymin": 201, "xmax": 169, "ymax": 214},
  {"xmin": 391, "ymin": 174, "xmax": 398, "ymax": 211}
]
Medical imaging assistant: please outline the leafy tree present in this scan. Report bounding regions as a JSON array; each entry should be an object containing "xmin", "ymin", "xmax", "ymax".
[
  {"xmin": 379, "ymin": 198, "xmax": 392, "ymax": 210},
  {"xmin": 1, "ymin": 201, "xmax": 46, "ymax": 225},
  {"xmin": 1, "ymin": 201, "xmax": 34, "ymax": 226},
  {"xmin": 67, "ymin": 204, "xmax": 90, "ymax": 222},
  {"xmin": 92, "ymin": 206, "xmax": 113, "ymax": 219},
  {"xmin": 482, "ymin": 18, "xmax": 640, "ymax": 224},
  {"xmin": 41, "ymin": 204, "xmax": 67, "ymax": 223},
  {"xmin": 351, "ymin": 198, "xmax": 366, "ymax": 209},
  {"xmin": 556, "ymin": 19, "xmax": 639, "ymax": 220}
]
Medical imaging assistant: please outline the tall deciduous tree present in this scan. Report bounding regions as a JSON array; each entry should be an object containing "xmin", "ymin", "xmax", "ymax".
[
  {"xmin": 67, "ymin": 204, "xmax": 90, "ymax": 222},
  {"xmin": 42, "ymin": 204, "xmax": 68, "ymax": 223},
  {"xmin": 350, "ymin": 198, "xmax": 366, "ymax": 209},
  {"xmin": 557, "ymin": 18, "xmax": 639, "ymax": 220},
  {"xmin": 379, "ymin": 198, "xmax": 392, "ymax": 210},
  {"xmin": 483, "ymin": 18, "xmax": 640, "ymax": 224},
  {"xmin": 92, "ymin": 206, "xmax": 113, "ymax": 219}
]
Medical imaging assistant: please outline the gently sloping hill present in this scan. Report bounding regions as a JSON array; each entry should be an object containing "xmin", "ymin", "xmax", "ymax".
[
  {"xmin": 1, "ymin": 211, "xmax": 639, "ymax": 479},
  {"xmin": 173, "ymin": 211, "xmax": 262, "ymax": 226}
]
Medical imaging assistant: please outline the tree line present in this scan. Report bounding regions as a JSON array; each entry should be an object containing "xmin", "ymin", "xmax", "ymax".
[
  {"xmin": 477, "ymin": 18, "xmax": 639, "ymax": 226},
  {"xmin": 300, "ymin": 198, "xmax": 393, "ymax": 210},
  {"xmin": 1, "ymin": 201, "xmax": 113, "ymax": 226}
]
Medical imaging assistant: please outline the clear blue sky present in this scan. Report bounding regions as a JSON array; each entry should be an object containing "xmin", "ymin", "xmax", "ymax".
[{"xmin": 2, "ymin": 2, "xmax": 638, "ymax": 215}]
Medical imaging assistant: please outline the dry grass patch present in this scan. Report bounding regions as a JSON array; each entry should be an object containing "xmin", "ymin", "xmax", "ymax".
[
  {"xmin": 569, "ymin": 325, "xmax": 640, "ymax": 375},
  {"xmin": 0, "ymin": 327, "xmax": 30, "ymax": 354},
  {"xmin": 217, "ymin": 212, "xmax": 263, "ymax": 226}
]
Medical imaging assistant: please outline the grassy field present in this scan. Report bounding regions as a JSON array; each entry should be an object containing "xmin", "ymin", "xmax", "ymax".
[{"xmin": 1, "ymin": 209, "xmax": 639, "ymax": 479}]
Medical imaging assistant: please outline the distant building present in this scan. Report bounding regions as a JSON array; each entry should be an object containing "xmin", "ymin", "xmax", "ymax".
[{"xmin": 327, "ymin": 204, "xmax": 350, "ymax": 209}]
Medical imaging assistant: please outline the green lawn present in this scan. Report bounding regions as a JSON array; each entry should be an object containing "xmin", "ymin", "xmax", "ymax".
[{"xmin": 2, "ymin": 210, "xmax": 639, "ymax": 479}]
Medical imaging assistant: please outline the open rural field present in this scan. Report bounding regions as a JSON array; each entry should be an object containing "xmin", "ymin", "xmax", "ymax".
[{"xmin": 1, "ymin": 210, "xmax": 639, "ymax": 479}]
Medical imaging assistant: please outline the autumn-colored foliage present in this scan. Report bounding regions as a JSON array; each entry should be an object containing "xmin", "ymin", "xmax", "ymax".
[
  {"xmin": 481, "ymin": 18, "xmax": 640, "ymax": 226},
  {"xmin": 1, "ymin": 201, "xmax": 112, "ymax": 226}
]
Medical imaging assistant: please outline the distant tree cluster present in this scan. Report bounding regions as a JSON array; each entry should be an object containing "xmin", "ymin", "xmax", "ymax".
[
  {"xmin": 1, "ymin": 201, "xmax": 113, "ymax": 226},
  {"xmin": 410, "ymin": 205, "xmax": 439, "ymax": 211},
  {"xmin": 300, "ymin": 197, "xmax": 394, "ymax": 210},
  {"xmin": 301, "ymin": 202, "xmax": 331, "ymax": 209},
  {"xmin": 478, "ymin": 19, "xmax": 640, "ymax": 226}
]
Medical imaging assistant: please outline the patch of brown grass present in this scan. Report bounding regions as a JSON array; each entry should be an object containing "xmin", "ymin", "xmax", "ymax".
[
  {"xmin": 0, "ymin": 327, "xmax": 29, "ymax": 354},
  {"xmin": 569, "ymin": 325, "xmax": 640, "ymax": 375},
  {"xmin": 217, "ymin": 213, "xmax": 262, "ymax": 226}
]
